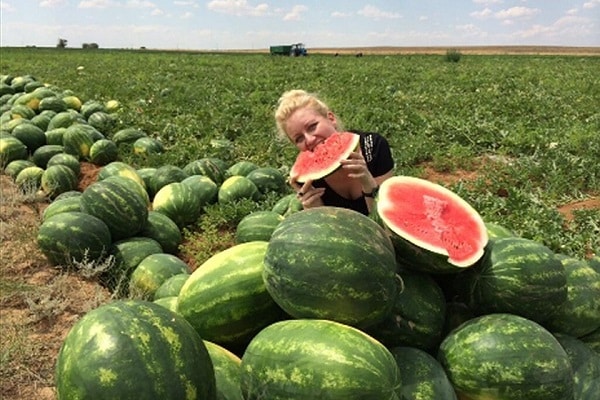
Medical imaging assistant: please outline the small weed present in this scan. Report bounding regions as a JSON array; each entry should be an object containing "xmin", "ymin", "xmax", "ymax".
[{"xmin": 445, "ymin": 49, "xmax": 462, "ymax": 62}]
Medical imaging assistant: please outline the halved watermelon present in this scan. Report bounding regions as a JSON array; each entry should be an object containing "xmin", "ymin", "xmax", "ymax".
[
  {"xmin": 377, "ymin": 176, "xmax": 488, "ymax": 270},
  {"xmin": 290, "ymin": 131, "xmax": 359, "ymax": 182}
]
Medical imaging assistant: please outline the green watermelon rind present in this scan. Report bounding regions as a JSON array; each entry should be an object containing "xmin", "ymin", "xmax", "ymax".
[
  {"xmin": 177, "ymin": 241, "xmax": 284, "ymax": 346},
  {"xmin": 240, "ymin": 319, "xmax": 401, "ymax": 399},
  {"xmin": 54, "ymin": 300, "xmax": 217, "ymax": 399},
  {"xmin": 438, "ymin": 313, "xmax": 574, "ymax": 400},
  {"xmin": 263, "ymin": 207, "xmax": 398, "ymax": 329}
]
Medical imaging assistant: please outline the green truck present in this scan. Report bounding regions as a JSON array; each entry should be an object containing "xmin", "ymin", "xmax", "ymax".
[{"xmin": 269, "ymin": 43, "xmax": 307, "ymax": 56}]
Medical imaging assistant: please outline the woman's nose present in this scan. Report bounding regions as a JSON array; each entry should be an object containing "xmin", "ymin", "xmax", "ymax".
[{"xmin": 304, "ymin": 133, "xmax": 318, "ymax": 151}]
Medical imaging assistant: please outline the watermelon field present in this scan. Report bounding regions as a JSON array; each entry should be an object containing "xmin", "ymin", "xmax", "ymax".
[{"xmin": 1, "ymin": 47, "xmax": 599, "ymax": 399}]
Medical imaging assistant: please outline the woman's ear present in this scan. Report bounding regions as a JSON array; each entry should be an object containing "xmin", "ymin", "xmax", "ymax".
[{"xmin": 327, "ymin": 111, "xmax": 337, "ymax": 128}]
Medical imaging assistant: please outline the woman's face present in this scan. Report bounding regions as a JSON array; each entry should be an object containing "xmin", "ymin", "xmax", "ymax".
[{"xmin": 285, "ymin": 106, "xmax": 337, "ymax": 151}]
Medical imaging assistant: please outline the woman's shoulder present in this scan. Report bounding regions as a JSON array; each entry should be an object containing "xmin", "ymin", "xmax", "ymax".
[
  {"xmin": 349, "ymin": 130, "xmax": 390, "ymax": 149},
  {"xmin": 349, "ymin": 130, "xmax": 387, "ymax": 142}
]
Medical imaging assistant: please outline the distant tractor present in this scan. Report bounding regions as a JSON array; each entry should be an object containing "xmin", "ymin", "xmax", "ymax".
[{"xmin": 270, "ymin": 43, "xmax": 307, "ymax": 56}]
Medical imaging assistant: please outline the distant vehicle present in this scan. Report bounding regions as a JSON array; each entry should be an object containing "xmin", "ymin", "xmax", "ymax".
[{"xmin": 270, "ymin": 43, "xmax": 307, "ymax": 56}]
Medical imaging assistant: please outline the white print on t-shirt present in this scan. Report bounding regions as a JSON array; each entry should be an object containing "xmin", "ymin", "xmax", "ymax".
[{"xmin": 363, "ymin": 134, "xmax": 374, "ymax": 163}]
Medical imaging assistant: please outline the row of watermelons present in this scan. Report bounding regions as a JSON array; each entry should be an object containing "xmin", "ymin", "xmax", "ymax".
[{"xmin": 2, "ymin": 73, "xmax": 600, "ymax": 399}]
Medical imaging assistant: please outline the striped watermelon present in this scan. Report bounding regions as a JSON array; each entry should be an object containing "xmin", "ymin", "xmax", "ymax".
[
  {"xmin": 367, "ymin": 269, "xmax": 447, "ymax": 351},
  {"xmin": 180, "ymin": 175, "xmax": 219, "ymax": 206},
  {"xmin": 263, "ymin": 207, "xmax": 398, "ymax": 329},
  {"xmin": 62, "ymin": 124, "xmax": 95, "ymax": 159},
  {"xmin": 217, "ymin": 176, "xmax": 259, "ymax": 204},
  {"xmin": 55, "ymin": 300, "xmax": 216, "ymax": 399},
  {"xmin": 97, "ymin": 161, "xmax": 146, "ymax": 188},
  {"xmin": 153, "ymin": 181, "xmax": 203, "ymax": 229},
  {"xmin": 543, "ymin": 255, "xmax": 600, "ymax": 337},
  {"xmin": 0, "ymin": 135, "xmax": 28, "ymax": 167},
  {"xmin": 140, "ymin": 210, "xmax": 182, "ymax": 255},
  {"xmin": 245, "ymin": 167, "xmax": 287, "ymax": 195},
  {"xmin": 80, "ymin": 176, "xmax": 149, "ymax": 241},
  {"xmin": 11, "ymin": 122, "xmax": 46, "ymax": 153},
  {"xmin": 226, "ymin": 160, "xmax": 259, "ymax": 177},
  {"xmin": 147, "ymin": 164, "xmax": 188, "ymax": 197},
  {"xmin": 3, "ymin": 159, "xmax": 35, "ymax": 179},
  {"xmin": 128, "ymin": 253, "xmax": 190, "ymax": 300},
  {"xmin": 112, "ymin": 127, "xmax": 147, "ymax": 146},
  {"xmin": 464, "ymin": 237, "xmax": 568, "ymax": 325},
  {"xmin": 204, "ymin": 341, "xmax": 244, "ymax": 400},
  {"xmin": 153, "ymin": 296, "xmax": 178, "ymax": 312},
  {"xmin": 240, "ymin": 319, "xmax": 401, "ymax": 399},
  {"xmin": 31, "ymin": 144, "xmax": 65, "ymax": 168},
  {"xmin": 133, "ymin": 136, "xmax": 164, "ymax": 156},
  {"xmin": 109, "ymin": 237, "xmax": 163, "ymax": 278},
  {"xmin": 37, "ymin": 211, "xmax": 112, "ymax": 267},
  {"xmin": 41, "ymin": 164, "xmax": 79, "ymax": 199},
  {"xmin": 89, "ymin": 139, "xmax": 118, "ymax": 166},
  {"xmin": 177, "ymin": 241, "xmax": 285, "ymax": 348},
  {"xmin": 438, "ymin": 313, "xmax": 574, "ymax": 400},
  {"xmin": 389, "ymin": 346, "xmax": 457, "ymax": 400},
  {"xmin": 47, "ymin": 153, "xmax": 81, "ymax": 176},
  {"xmin": 554, "ymin": 333, "xmax": 600, "ymax": 399},
  {"xmin": 41, "ymin": 195, "xmax": 82, "ymax": 222},
  {"xmin": 271, "ymin": 193, "xmax": 303, "ymax": 217},
  {"xmin": 15, "ymin": 166, "xmax": 44, "ymax": 193},
  {"xmin": 154, "ymin": 273, "xmax": 190, "ymax": 300},
  {"xmin": 235, "ymin": 210, "xmax": 284, "ymax": 244},
  {"xmin": 183, "ymin": 157, "xmax": 226, "ymax": 185}
]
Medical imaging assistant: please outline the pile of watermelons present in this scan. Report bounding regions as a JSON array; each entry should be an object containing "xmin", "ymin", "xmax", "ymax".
[{"xmin": 2, "ymin": 74, "xmax": 599, "ymax": 400}]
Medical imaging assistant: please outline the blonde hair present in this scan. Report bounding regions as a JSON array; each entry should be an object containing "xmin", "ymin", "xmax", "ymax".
[{"xmin": 274, "ymin": 89, "xmax": 334, "ymax": 141}]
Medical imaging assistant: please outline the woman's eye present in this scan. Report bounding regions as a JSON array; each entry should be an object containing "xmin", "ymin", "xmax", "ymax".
[
  {"xmin": 307, "ymin": 122, "xmax": 317, "ymax": 132},
  {"xmin": 295, "ymin": 135, "xmax": 304, "ymax": 144}
]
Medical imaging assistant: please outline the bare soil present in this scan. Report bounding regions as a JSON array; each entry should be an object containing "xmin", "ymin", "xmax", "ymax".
[{"xmin": 1, "ymin": 159, "xmax": 598, "ymax": 399}]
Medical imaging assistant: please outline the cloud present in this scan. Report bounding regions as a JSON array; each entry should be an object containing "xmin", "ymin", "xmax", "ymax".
[
  {"xmin": 495, "ymin": 7, "xmax": 540, "ymax": 19},
  {"xmin": 40, "ymin": 0, "xmax": 67, "ymax": 7},
  {"xmin": 283, "ymin": 5, "xmax": 307, "ymax": 21},
  {"xmin": 78, "ymin": 0, "xmax": 118, "ymax": 9},
  {"xmin": 331, "ymin": 11, "xmax": 352, "ymax": 18},
  {"xmin": 470, "ymin": 7, "xmax": 492, "ymax": 19},
  {"xmin": 1, "ymin": 2, "xmax": 16, "ymax": 11},
  {"xmin": 583, "ymin": 0, "xmax": 600, "ymax": 9},
  {"xmin": 126, "ymin": 0, "xmax": 156, "ymax": 8},
  {"xmin": 207, "ymin": 0, "xmax": 270, "ymax": 16},
  {"xmin": 151, "ymin": 8, "xmax": 164, "ymax": 16},
  {"xmin": 358, "ymin": 5, "xmax": 401, "ymax": 19},
  {"xmin": 512, "ymin": 15, "xmax": 594, "ymax": 40}
]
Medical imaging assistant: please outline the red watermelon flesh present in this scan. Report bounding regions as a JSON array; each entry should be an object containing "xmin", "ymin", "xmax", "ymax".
[
  {"xmin": 377, "ymin": 176, "xmax": 488, "ymax": 267},
  {"xmin": 290, "ymin": 131, "xmax": 360, "ymax": 183}
]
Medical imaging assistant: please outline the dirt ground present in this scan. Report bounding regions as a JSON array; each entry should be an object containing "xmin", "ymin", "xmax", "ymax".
[{"xmin": 1, "ymin": 160, "xmax": 598, "ymax": 399}]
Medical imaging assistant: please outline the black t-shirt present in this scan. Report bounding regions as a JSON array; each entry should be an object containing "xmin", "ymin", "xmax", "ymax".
[{"xmin": 312, "ymin": 131, "xmax": 394, "ymax": 215}]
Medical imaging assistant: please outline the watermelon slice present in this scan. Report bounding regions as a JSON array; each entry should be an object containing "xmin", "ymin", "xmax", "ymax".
[
  {"xmin": 290, "ymin": 131, "xmax": 360, "ymax": 183},
  {"xmin": 377, "ymin": 176, "xmax": 488, "ymax": 268}
]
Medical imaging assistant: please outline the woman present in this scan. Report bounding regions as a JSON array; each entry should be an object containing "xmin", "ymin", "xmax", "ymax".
[{"xmin": 275, "ymin": 89, "xmax": 394, "ymax": 215}]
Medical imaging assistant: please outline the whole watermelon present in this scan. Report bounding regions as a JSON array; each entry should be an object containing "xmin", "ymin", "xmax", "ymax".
[
  {"xmin": 263, "ymin": 207, "xmax": 398, "ymax": 329},
  {"xmin": 80, "ymin": 176, "xmax": 149, "ymax": 241},
  {"xmin": 240, "ymin": 319, "xmax": 401, "ymax": 400},
  {"xmin": 37, "ymin": 211, "xmax": 112, "ymax": 267},
  {"xmin": 55, "ymin": 300, "xmax": 217, "ymax": 399},
  {"xmin": 438, "ymin": 313, "xmax": 574, "ymax": 400}
]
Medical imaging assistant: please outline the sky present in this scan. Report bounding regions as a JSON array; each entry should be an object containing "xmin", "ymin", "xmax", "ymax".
[{"xmin": 1, "ymin": 0, "xmax": 599, "ymax": 50}]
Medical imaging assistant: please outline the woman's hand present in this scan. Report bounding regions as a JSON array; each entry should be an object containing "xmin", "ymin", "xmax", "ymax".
[
  {"xmin": 289, "ymin": 177, "xmax": 325, "ymax": 209},
  {"xmin": 340, "ymin": 151, "xmax": 377, "ymax": 193}
]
